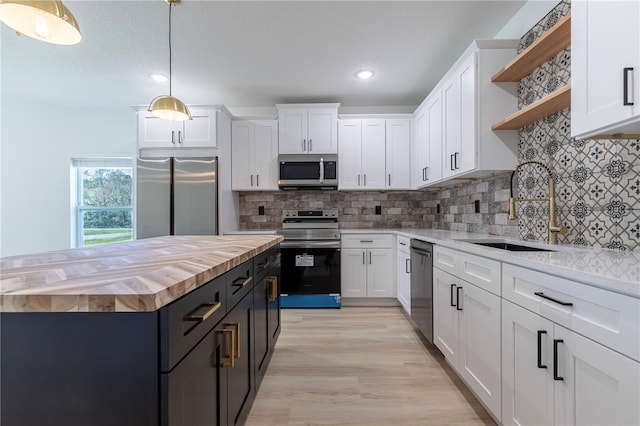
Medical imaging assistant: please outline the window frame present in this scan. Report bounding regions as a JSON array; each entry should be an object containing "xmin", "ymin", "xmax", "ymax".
[{"xmin": 71, "ymin": 158, "xmax": 134, "ymax": 248}]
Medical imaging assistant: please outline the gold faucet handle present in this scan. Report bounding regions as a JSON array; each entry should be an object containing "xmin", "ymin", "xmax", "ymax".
[{"xmin": 549, "ymin": 224, "xmax": 568, "ymax": 235}]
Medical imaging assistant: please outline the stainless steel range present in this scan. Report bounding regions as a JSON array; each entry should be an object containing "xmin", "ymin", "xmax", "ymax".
[{"xmin": 277, "ymin": 209, "xmax": 341, "ymax": 308}]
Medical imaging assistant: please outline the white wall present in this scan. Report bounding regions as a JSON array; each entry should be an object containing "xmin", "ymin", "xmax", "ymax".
[
  {"xmin": 494, "ymin": 0, "xmax": 558, "ymax": 39},
  {"xmin": 0, "ymin": 100, "xmax": 136, "ymax": 256}
]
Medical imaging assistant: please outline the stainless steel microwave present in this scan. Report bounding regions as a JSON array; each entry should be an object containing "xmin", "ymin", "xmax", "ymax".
[{"xmin": 278, "ymin": 154, "xmax": 338, "ymax": 190}]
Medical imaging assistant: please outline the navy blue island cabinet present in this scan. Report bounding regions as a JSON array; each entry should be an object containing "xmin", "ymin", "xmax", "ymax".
[{"xmin": 1, "ymin": 245, "xmax": 281, "ymax": 426}]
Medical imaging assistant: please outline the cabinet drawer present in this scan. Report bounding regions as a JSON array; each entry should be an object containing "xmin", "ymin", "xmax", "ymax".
[
  {"xmin": 226, "ymin": 258, "xmax": 254, "ymax": 309},
  {"xmin": 502, "ymin": 263, "xmax": 640, "ymax": 361},
  {"xmin": 396, "ymin": 234, "xmax": 411, "ymax": 254},
  {"xmin": 434, "ymin": 245, "xmax": 457, "ymax": 274},
  {"xmin": 457, "ymin": 251, "xmax": 501, "ymax": 296},
  {"xmin": 341, "ymin": 234, "xmax": 393, "ymax": 249},
  {"xmin": 254, "ymin": 246, "xmax": 281, "ymax": 282},
  {"xmin": 159, "ymin": 275, "xmax": 227, "ymax": 372}
]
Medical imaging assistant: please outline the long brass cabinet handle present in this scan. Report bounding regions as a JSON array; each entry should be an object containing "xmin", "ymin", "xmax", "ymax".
[
  {"xmin": 220, "ymin": 328, "xmax": 235, "ymax": 369},
  {"xmin": 266, "ymin": 276, "xmax": 278, "ymax": 301},
  {"xmin": 184, "ymin": 302, "xmax": 222, "ymax": 322},
  {"xmin": 226, "ymin": 322, "xmax": 241, "ymax": 358},
  {"xmin": 232, "ymin": 276, "xmax": 252, "ymax": 288}
]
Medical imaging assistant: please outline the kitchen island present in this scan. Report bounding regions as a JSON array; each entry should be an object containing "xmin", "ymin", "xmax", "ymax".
[{"xmin": 1, "ymin": 234, "xmax": 283, "ymax": 426}]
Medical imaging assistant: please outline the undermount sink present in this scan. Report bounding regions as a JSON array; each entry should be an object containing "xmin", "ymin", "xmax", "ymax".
[{"xmin": 456, "ymin": 239, "xmax": 556, "ymax": 252}]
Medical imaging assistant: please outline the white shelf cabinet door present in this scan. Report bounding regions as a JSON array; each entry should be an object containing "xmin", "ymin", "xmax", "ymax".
[
  {"xmin": 278, "ymin": 108, "xmax": 307, "ymax": 154},
  {"xmin": 442, "ymin": 52, "xmax": 476, "ymax": 178},
  {"xmin": 253, "ymin": 120, "xmax": 279, "ymax": 190},
  {"xmin": 396, "ymin": 250, "xmax": 411, "ymax": 314},
  {"xmin": 231, "ymin": 120, "xmax": 254, "ymax": 190},
  {"xmin": 138, "ymin": 113, "xmax": 180, "ymax": 149},
  {"xmin": 414, "ymin": 107, "xmax": 429, "ymax": 188},
  {"xmin": 180, "ymin": 110, "xmax": 216, "ymax": 148},
  {"xmin": 572, "ymin": 0, "xmax": 640, "ymax": 138},
  {"xmin": 385, "ymin": 119, "xmax": 411, "ymax": 189},
  {"xmin": 338, "ymin": 120, "xmax": 363, "ymax": 189},
  {"xmin": 554, "ymin": 325, "xmax": 640, "ymax": 426},
  {"xmin": 360, "ymin": 119, "xmax": 387, "ymax": 189},
  {"xmin": 501, "ymin": 299, "xmax": 554, "ymax": 426},
  {"xmin": 433, "ymin": 268, "xmax": 460, "ymax": 365},
  {"xmin": 366, "ymin": 248, "xmax": 394, "ymax": 297},
  {"xmin": 307, "ymin": 108, "xmax": 338, "ymax": 154},
  {"xmin": 425, "ymin": 91, "xmax": 443, "ymax": 183},
  {"xmin": 341, "ymin": 249, "xmax": 368, "ymax": 298},
  {"xmin": 458, "ymin": 281, "xmax": 501, "ymax": 421}
]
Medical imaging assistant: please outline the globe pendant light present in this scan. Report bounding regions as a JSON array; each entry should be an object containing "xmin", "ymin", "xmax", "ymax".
[
  {"xmin": 0, "ymin": 0, "xmax": 81, "ymax": 45},
  {"xmin": 148, "ymin": 0, "xmax": 191, "ymax": 121}
]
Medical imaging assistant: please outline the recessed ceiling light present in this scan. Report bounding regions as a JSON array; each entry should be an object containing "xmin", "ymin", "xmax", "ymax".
[
  {"xmin": 150, "ymin": 73, "xmax": 168, "ymax": 83},
  {"xmin": 356, "ymin": 70, "xmax": 375, "ymax": 80}
]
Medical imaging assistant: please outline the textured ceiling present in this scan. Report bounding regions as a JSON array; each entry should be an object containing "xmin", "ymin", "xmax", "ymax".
[{"xmin": 1, "ymin": 0, "xmax": 526, "ymax": 111}]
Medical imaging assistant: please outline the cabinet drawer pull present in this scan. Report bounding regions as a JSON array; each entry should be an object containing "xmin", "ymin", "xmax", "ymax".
[
  {"xmin": 171, "ymin": 130, "xmax": 176, "ymax": 145},
  {"xmin": 369, "ymin": 251, "xmax": 372, "ymax": 264},
  {"xmin": 358, "ymin": 174, "xmax": 361, "ymax": 186},
  {"xmin": 623, "ymin": 67, "xmax": 634, "ymax": 106},
  {"xmin": 553, "ymin": 339, "xmax": 564, "ymax": 381},
  {"xmin": 256, "ymin": 174, "xmax": 259, "ymax": 187},
  {"xmin": 184, "ymin": 302, "xmax": 222, "ymax": 322},
  {"xmin": 360, "ymin": 240, "xmax": 374, "ymax": 243},
  {"xmin": 364, "ymin": 174, "xmax": 367, "ymax": 187},
  {"xmin": 266, "ymin": 276, "xmax": 278, "ymax": 301},
  {"xmin": 257, "ymin": 261, "xmax": 268, "ymax": 271},
  {"xmin": 534, "ymin": 292, "xmax": 573, "ymax": 307},
  {"xmin": 250, "ymin": 174, "xmax": 254, "ymax": 187},
  {"xmin": 302, "ymin": 139, "xmax": 306, "ymax": 151},
  {"xmin": 388, "ymin": 174, "xmax": 391, "ymax": 186},
  {"xmin": 450, "ymin": 284, "xmax": 457, "ymax": 307},
  {"xmin": 178, "ymin": 130, "xmax": 183, "ymax": 144},
  {"xmin": 309, "ymin": 139, "xmax": 312, "ymax": 151},
  {"xmin": 405, "ymin": 258, "xmax": 410, "ymax": 274},
  {"xmin": 456, "ymin": 286, "xmax": 463, "ymax": 311},
  {"xmin": 450, "ymin": 154, "xmax": 455, "ymax": 171},
  {"xmin": 454, "ymin": 152, "xmax": 459, "ymax": 169},
  {"xmin": 226, "ymin": 322, "xmax": 241, "ymax": 359},
  {"xmin": 232, "ymin": 276, "xmax": 252, "ymax": 288},
  {"xmin": 220, "ymin": 328, "xmax": 235, "ymax": 368},
  {"xmin": 537, "ymin": 330, "xmax": 547, "ymax": 369}
]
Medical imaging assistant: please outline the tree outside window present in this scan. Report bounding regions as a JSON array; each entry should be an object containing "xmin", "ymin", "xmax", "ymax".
[{"xmin": 72, "ymin": 158, "xmax": 133, "ymax": 247}]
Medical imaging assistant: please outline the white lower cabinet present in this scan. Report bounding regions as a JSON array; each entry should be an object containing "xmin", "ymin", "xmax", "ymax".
[
  {"xmin": 502, "ymin": 299, "xmax": 640, "ymax": 426},
  {"xmin": 396, "ymin": 235, "xmax": 411, "ymax": 314},
  {"xmin": 341, "ymin": 234, "xmax": 394, "ymax": 298},
  {"xmin": 433, "ymin": 267, "xmax": 501, "ymax": 421}
]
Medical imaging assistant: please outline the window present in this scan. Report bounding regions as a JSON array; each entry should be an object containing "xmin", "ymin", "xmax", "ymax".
[{"xmin": 71, "ymin": 158, "xmax": 133, "ymax": 248}]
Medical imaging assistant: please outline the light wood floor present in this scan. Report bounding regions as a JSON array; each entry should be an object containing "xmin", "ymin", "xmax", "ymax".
[{"xmin": 246, "ymin": 307, "xmax": 496, "ymax": 426}]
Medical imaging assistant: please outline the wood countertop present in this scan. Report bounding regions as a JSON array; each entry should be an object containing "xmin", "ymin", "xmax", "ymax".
[{"xmin": 0, "ymin": 235, "xmax": 283, "ymax": 313}]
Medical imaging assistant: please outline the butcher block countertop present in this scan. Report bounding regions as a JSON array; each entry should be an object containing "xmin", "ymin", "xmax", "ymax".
[{"xmin": 0, "ymin": 235, "xmax": 283, "ymax": 313}]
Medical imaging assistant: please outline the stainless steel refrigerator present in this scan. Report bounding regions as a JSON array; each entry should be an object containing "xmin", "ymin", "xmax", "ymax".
[{"xmin": 136, "ymin": 157, "xmax": 218, "ymax": 239}]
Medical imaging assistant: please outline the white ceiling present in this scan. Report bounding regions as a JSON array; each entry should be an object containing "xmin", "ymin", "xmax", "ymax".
[{"xmin": 1, "ymin": 0, "xmax": 527, "ymax": 113}]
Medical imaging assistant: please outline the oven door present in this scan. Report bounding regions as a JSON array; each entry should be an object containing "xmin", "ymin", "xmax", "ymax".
[{"xmin": 280, "ymin": 243, "xmax": 341, "ymax": 295}]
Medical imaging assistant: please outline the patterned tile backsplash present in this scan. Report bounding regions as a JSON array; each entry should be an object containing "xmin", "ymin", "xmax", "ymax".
[{"xmin": 239, "ymin": 0, "xmax": 639, "ymax": 251}]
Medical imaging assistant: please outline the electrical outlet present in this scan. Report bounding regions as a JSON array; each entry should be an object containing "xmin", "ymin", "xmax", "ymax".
[
  {"xmin": 474, "ymin": 200, "xmax": 480, "ymax": 213},
  {"xmin": 375, "ymin": 205, "xmax": 382, "ymax": 215},
  {"xmin": 258, "ymin": 206, "xmax": 265, "ymax": 216}
]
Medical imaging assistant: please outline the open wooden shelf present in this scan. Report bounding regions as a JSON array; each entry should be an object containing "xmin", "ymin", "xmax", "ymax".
[
  {"xmin": 492, "ymin": 12, "xmax": 571, "ymax": 82},
  {"xmin": 492, "ymin": 84, "xmax": 571, "ymax": 130}
]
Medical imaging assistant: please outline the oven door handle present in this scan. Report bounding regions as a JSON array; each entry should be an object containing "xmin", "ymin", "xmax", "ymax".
[{"xmin": 280, "ymin": 241, "xmax": 341, "ymax": 249}]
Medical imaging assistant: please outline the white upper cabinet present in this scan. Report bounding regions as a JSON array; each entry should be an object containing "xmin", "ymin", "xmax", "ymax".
[
  {"xmin": 571, "ymin": 0, "xmax": 640, "ymax": 138},
  {"xmin": 138, "ymin": 108, "xmax": 217, "ymax": 149},
  {"xmin": 231, "ymin": 120, "xmax": 278, "ymax": 191},
  {"xmin": 413, "ymin": 40, "xmax": 519, "ymax": 186},
  {"xmin": 338, "ymin": 119, "xmax": 386, "ymax": 190},
  {"xmin": 385, "ymin": 119, "xmax": 411, "ymax": 189},
  {"xmin": 277, "ymin": 104, "xmax": 339, "ymax": 154}
]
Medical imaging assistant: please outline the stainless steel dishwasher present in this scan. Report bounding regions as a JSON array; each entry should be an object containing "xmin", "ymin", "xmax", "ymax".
[{"xmin": 410, "ymin": 239, "xmax": 434, "ymax": 343}]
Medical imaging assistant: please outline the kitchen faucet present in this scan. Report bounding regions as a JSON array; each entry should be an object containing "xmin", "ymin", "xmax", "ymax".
[{"xmin": 508, "ymin": 161, "xmax": 567, "ymax": 245}]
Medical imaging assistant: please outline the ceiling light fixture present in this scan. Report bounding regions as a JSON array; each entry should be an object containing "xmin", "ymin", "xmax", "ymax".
[
  {"xmin": 356, "ymin": 69, "xmax": 375, "ymax": 80},
  {"xmin": 150, "ymin": 73, "xmax": 168, "ymax": 83},
  {"xmin": 0, "ymin": 0, "xmax": 81, "ymax": 45},
  {"xmin": 148, "ymin": 0, "xmax": 191, "ymax": 122}
]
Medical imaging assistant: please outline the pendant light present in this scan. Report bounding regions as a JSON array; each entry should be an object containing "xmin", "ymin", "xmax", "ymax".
[
  {"xmin": 148, "ymin": 0, "xmax": 191, "ymax": 121},
  {"xmin": 0, "ymin": 0, "xmax": 81, "ymax": 45}
]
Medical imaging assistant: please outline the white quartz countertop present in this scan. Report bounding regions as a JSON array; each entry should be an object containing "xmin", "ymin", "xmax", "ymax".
[{"xmin": 341, "ymin": 228, "xmax": 640, "ymax": 298}]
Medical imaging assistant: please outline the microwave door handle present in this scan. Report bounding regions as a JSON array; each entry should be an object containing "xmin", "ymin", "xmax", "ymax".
[{"xmin": 319, "ymin": 158, "xmax": 324, "ymax": 183}]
